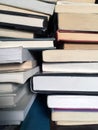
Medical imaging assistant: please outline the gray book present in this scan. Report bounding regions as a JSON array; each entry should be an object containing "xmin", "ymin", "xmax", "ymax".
[
  {"xmin": 0, "ymin": 92, "xmax": 37, "ymax": 125},
  {"xmin": 0, "ymin": 0, "xmax": 55, "ymax": 15},
  {"xmin": 0, "ymin": 46, "xmax": 34, "ymax": 64},
  {"xmin": 0, "ymin": 81, "xmax": 28, "ymax": 108},
  {"xmin": 0, "ymin": 66, "xmax": 39, "ymax": 84}
]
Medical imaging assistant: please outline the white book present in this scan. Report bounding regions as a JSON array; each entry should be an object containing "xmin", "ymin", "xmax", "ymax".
[
  {"xmin": 0, "ymin": 82, "xmax": 27, "ymax": 108},
  {"xmin": 42, "ymin": 62, "xmax": 98, "ymax": 73},
  {"xmin": 47, "ymin": 95, "xmax": 98, "ymax": 109},
  {"xmin": 0, "ymin": 0, "xmax": 55, "ymax": 15},
  {"xmin": 0, "ymin": 47, "xmax": 34, "ymax": 64},
  {"xmin": 0, "ymin": 92, "xmax": 36, "ymax": 122},
  {"xmin": 32, "ymin": 72, "xmax": 98, "ymax": 93},
  {"xmin": 0, "ymin": 66, "xmax": 39, "ymax": 84},
  {"xmin": 0, "ymin": 38, "xmax": 55, "ymax": 50}
]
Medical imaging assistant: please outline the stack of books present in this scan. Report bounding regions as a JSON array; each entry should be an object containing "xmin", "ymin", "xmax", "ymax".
[
  {"xmin": 32, "ymin": 0, "xmax": 98, "ymax": 129},
  {"xmin": 0, "ymin": 0, "xmax": 55, "ymax": 38},
  {"xmin": 0, "ymin": 47, "xmax": 39, "ymax": 125}
]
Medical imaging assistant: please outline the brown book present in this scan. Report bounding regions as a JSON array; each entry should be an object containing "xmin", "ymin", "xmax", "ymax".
[
  {"xmin": 56, "ymin": 30, "xmax": 98, "ymax": 43},
  {"xmin": 63, "ymin": 43, "xmax": 98, "ymax": 50}
]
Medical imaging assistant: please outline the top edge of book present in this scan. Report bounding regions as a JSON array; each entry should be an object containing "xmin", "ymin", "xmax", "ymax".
[{"xmin": 0, "ymin": 0, "xmax": 55, "ymax": 15}]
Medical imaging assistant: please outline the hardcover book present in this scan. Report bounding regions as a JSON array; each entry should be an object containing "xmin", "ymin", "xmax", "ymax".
[
  {"xmin": 0, "ymin": 0, "xmax": 55, "ymax": 15},
  {"xmin": 0, "ymin": 10, "xmax": 48, "ymax": 33},
  {"xmin": 52, "ymin": 109, "xmax": 98, "ymax": 122},
  {"xmin": 43, "ymin": 49, "xmax": 98, "ymax": 62},
  {"xmin": 0, "ymin": 38, "xmax": 55, "ymax": 50},
  {"xmin": 0, "ymin": 47, "xmax": 34, "ymax": 64},
  {"xmin": 56, "ymin": 30, "xmax": 98, "ymax": 43},
  {"xmin": 47, "ymin": 95, "xmax": 98, "ymax": 109},
  {"xmin": 0, "ymin": 66, "xmax": 39, "ymax": 84},
  {"xmin": 32, "ymin": 72, "xmax": 98, "ymax": 94}
]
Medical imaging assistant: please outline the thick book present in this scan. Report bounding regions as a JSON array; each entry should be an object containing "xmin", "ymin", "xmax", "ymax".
[
  {"xmin": 0, "ymin": 27, "xmax": 34, "ymax": 39},
  {"xmin": 52, "ymin": 109, "xmax": 98, "ymax": 122},
  {"xmin": 0, "ymin": 66, "xmax": 39, "ymax": 84},
  {"xmin": 0, "ymin": 0, "xmax": 55, "ymax": 15},
  {"xmin": 43, "ymin": 49, "xmax": 98, "ymax": 62},
  {"xmin": 42, "ymin": 62, "xmax": 98, "ymax": 73},
  {"xmin": 0, "ymin": 60, "xmax": 37, "ymax": 73},
  {"xmin": 0, "ymin": 92, "xmax": 37, "ymax": 125},
  {"xmin": 47, "ymin": 95, "xmax": 98, "ymax": 109},
  {"xmin": 0, "ymin": 81, "xmax": 28, "ymax": 108},
  {"xmin": 56, "ymin": 30, "xmax": 98, "ymax": 43},
  {"xmin": 0, "ymin": 10, "xmax": 48, "ymax": 33},
  {"xmin": 32, "ymin": 72, "xmax": 98, "ymax": 94},
  {"xmin": 0, "ymin": 38, "xmax": 55, "ymax": 50},
  {"xmin": 0, "ymin": 46, "xmax": 34, "ymax": 64}
]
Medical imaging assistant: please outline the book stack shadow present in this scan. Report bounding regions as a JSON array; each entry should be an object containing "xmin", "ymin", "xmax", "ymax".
[
  {"xmin": 0, "ymin": 0, "xmax": 56, "ymax": 127},
  {"xmin": 32, "ymin": 0, "xmax": 98, "ymax": 130}
]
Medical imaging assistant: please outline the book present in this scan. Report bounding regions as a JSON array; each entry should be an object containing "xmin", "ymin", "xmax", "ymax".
[
  {"xmin": 0, "ymin": 47, "xmax": 34, "ymax": 64},
  {"xmin": 47, "ymin": 95, "xmax": 98, "ymax": 109},
  {"xmin": 0, "ymin": 60, "xmax": 37, "ymax": 73},
  {"xmin": 51, "ymin": 122, "xmax": 98, "ymax": 130},
  {"xmin": 0, "ymin": 83, "xmax": 20, "ymax": 93},
  {"xmin": 55, "ymin": 1, "xmax": 98, "ymax": 13},
  {"xmin": 63, "ymin": 43, "xmax": 98, "ymax": 50},
  {"xmin": 43, "ymin": 49, "xmax": 98, "ymax": 62},
  {"xmin": 0, "ymin": 66, "xmax": 39, "ymax": 84},
  {"xmin": 61, "ymin": 0, "xmax": 95, "ymax": 3},
  {"xmin": 0, "ymin": 38, "xmax": 55, "ymax": 50},
  {"xmin": 0, "ymin": 4, "xmax": 50, "ymax": 19},
  {"xmin": 0, "ymin": 91, "xmax": 37, "ymax": 125},
  {"xmin": 0, "ymin": 27, "xmax": 34, "ymax": 39},
  {"xmin": 0, "ymin": 10, "xmax": 48, "ymax": 33},
  {"xmin": 0, "ymin": 81, "xmax": 28, "ymax": 108},
  {"xmin": 56, "ymin": 13, "xmax": 98, "ymax": 32},
  {"xmin": 56, "ymin": 121, "xmax": 98, "ymax": 126},
  {"xmin": 32, "ymin": 72, "xmax": 98, "ymax": 94},
  {"xmin": 42, "ymin": 62, "xmax": 98, "ymax": 73},
  {"xmin": 56, "ymin": 30, "xmax": 98, "ymax": 43},
  {"xmin": 52, "ymin": 109, "xmax": 98, "ymax": 121},
  {"xmin": 55, "ymin": 1, "xmax": 98, "ymax": 31},
  {"xmin": 0, "ymin": 0, "xmax": 55, "ymax": 15}
]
